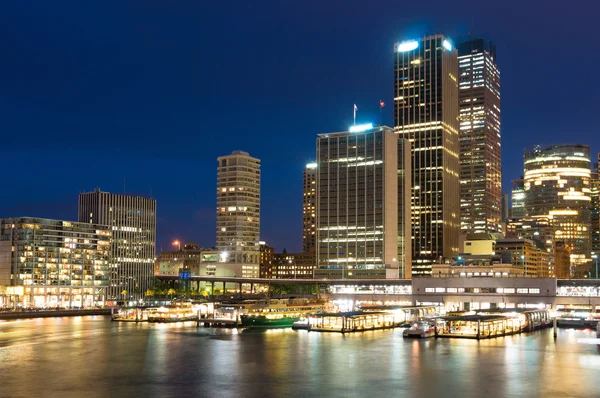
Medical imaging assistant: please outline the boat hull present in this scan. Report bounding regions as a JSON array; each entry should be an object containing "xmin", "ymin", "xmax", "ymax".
[
  {"xmin": 147, "ymin": 316, "xmax": 198, "ymax": 323},
  {"xmin": 240, "ymin": 315, "xmax": 300, "ymax": 328}
]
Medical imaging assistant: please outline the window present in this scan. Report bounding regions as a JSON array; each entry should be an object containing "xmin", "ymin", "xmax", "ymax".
[
  {"xmin": 517, "ymin": 288, "xmax": 528, "ymax": 294},
  {"xmin": 435, "ymin": 287, "xmax": 445, "ymax": 293},
  {"xmin": 529, "ymin": 288, "xmax": 540, "ymax": 294},
  {"xmin": 425, "ymin": 287, "xmax": 434, "ymax": 292},
  {"xmin": 447, "ymin": 288, "xmax": 457, "ymax": 293}
]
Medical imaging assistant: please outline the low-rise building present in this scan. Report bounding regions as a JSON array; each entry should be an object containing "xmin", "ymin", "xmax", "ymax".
[
  {"xmin": 431, "ymin": 263, "xmax": 525, "ymax": 278},
  {"xmin": 273, "ymin": 252, "xmax": 316, "ymax": 279},
  {"xmin": 259, "ymin": 241, "xmax": 275, "ymax": 279},
  {"xmin": 495, "ymin": 238, "xmax": 552, "ymax": 277},
  {"xmin": 156, "ymin": 243, "xmax": 218, "ymax": 276}
]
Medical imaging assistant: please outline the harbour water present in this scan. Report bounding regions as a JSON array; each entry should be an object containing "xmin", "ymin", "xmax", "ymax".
[{"xmin": 0, "ymin": 316, "xmax": 599, "ymax": 398}]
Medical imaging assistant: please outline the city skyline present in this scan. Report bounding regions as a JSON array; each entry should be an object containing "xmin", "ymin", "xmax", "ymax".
[{"xmin": 1, "ymin": 2, "xmax": 599, "ymax": 253}]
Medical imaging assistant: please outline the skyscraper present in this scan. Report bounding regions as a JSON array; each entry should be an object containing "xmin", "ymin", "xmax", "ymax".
[
  {"xmin": 315, "ymin": 125, "xmax": 401, "ymax": 278},
  {"xmin": 302, "ymin": 162, "xmax": 317, "ymax": 253},
  {"xmin": 78, "ymin": 190, "xmax": 156, "ymax": 300},
  {"xmin": 457, "ymin": 38, "xmax": 502, "ymax": 234},
  {"xmin": 591, "ymin": 153, "xmax": 600, "ymax": 256},
  {"xmin": 523, "ymin": 145, "xmax": 592, "ymax": 271},
  {"xmin": 510, "ymin": 178, "xmax": 526, "ymax": 219},
  {"xmin": 394, "ymin": 35, "xmax": 460, "ymax": 275},
  {"xmin": 216, "ymin": 150, "xmax": 260, "ymax": 278}
]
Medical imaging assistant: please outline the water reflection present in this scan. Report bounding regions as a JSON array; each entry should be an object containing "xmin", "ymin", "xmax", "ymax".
[{"xmin": 0, "ymin": 317, "xmax": 599, "ymax": 397}]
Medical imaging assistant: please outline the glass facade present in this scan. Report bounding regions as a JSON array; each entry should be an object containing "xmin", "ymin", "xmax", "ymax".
[
  {"xmin": 523, "ymin": 145, "xmax": 591, "ymax": 271},
  {"xmin": 394, "ymin": 35, "xmax": 460, "ymax": 275},
  {"xmin": 510, "ymin": 179, "xmax": 526, "ymax": 218},
  {"xmin": 457, "ymin": 38, "xmax": 502, "ymax": 234},
  {"xmin": 0, "ymin": 217, "xmax": 110, "ymax": 308}
]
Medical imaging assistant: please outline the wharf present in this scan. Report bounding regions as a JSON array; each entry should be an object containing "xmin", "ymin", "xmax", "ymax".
[
  {"xmin": 436, "ymin": 309, "xmax": 552, "ymax": 339},
  {"xmin": 307, "ymin": 311, "xmax": 405, "ymax": 333},
  {"xmin": 0, "ymin": 308, "xmax": 111, "ymax": 320}
]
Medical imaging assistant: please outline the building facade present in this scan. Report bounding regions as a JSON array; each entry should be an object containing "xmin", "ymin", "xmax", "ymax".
[
  {"xmin": 78, "ymin": 190, "xmax": 156, "ymax": 300},
  {"xmin": 259, "ymin": 241, "xmax": 275, "ymax": 279},
  {"xmin": 510, "ymin": 178, "xmax": 526, "ymax": 219},
  {"xmin": 216, "ymin": 150, "xmax": 261, "ymax": 278},
  {"xmin": 394, "ymin": 34, "xmax": 460, "ymax": 275},
  {"xmin": 156, "ymin": 243, "xmax": 218, "ymax": 276},
  {"xmin": 272, "ymin": 252, "xmax": 316, "ymax": 279},
  {"xmin": 457, "ymin": 38, "xmax": 502, "ymax": 235},
  {"xmin": 495, "ymin": 238, "xmax": 552, "ymax": 278},
  {"xmin": 303, "ymin": 162, "xmax": 317, "ymax": 253},
  {"xmin": 0, "ymin": 217, "xmax": 110, "ymax": 308},
  {"xmin": 523, "ymin": 145, "xmax": 592, "ymax": 270},
  {"xmin": 591, "ymin": 153, "xmax": 600, "ymax": 257},
  {"xmin": 316, "ymin": 125, "xmax": 399, "ymax": 278}
]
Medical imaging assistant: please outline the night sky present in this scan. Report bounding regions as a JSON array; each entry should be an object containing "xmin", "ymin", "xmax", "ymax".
[{"xmin": 1, "ymin": 1, "xmax": 598, "ymax": 253}]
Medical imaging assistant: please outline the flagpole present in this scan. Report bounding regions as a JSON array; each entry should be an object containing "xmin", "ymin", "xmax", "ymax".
[{"xmin": 353, "ymin": 104, "xmax": 356, "ymax": 125}]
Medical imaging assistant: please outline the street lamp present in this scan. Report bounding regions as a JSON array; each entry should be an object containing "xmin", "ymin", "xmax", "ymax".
[
  {"xmin": 172, "ymin": 240, "xmax": 181, "ymax": 251},
  {"xmin": 592, "ymin": 254, "xmax": 598, "ymax": 279}
]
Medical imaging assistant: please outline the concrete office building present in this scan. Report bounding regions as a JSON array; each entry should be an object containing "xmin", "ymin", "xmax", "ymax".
[
  {"xmin": 217, "ymin": 150, "xmax": 261, "ymax": 278},
  {"xmin": 79, "ymin": 190, "xmax": 156, "ymax": 300},
  {"xmin": 0, "ymin": 217, "xmax": 110, "ymax": 308},
  {"xmin": 394, "ymin": 34, "xmax": 460, "ymax": 274},
  {"xmin": 523, "ymin": 145, "xmax": 592, "ymax": 270},
  {"xmin": 303, "ymin": 162, "xmax": 318, "ymax": 253},
  {"xmin": 315, "ymin": 125, "xmax": 402, "ymax": 279},
  {"xmin": 457, "ymin": 38, "xmax": 502, "ymax": 235}
]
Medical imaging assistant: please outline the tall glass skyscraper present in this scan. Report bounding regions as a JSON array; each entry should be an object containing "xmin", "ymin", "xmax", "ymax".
[
  {"xmin": 523, "ymin": 145, "xmax": 592, "ymax": 270},
  {"xmin": 394, "ymin": 34, "xmax": 460, "ymax": 275},
  {"xmin": 457, "ymin": 38, "xmax": 502, "ymax": 234},
  {"xmin": 216, "ymin": 150, "xmax": 260, "ymax": 278}
]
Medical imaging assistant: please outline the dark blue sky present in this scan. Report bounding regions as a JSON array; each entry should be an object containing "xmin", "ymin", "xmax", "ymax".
[{"xmin": 1, "ymin": 1, "xmax": 598, "ymax": 253}]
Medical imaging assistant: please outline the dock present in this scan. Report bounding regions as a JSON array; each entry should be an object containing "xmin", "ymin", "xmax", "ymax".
[{"xmin": 307, "ymin": 311, "xmax": 405, "ymax": 333}]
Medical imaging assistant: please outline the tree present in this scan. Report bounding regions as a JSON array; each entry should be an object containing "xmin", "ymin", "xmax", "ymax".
[
  {"xmin": 167, "ymin": 288, "xmax": 176, "ymax": 299},
  {"xmin": 145, "ymin": 289, "xmax": 155, "ymax": 298},
  {"xmin": 121, "ymin": 290, "xmax": 128, "ymax": 299}
]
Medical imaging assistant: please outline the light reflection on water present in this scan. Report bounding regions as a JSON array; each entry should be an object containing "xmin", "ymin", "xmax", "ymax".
[{"xmin": 0, "ymin": 317, "xmax": 599, "ymax": 398}]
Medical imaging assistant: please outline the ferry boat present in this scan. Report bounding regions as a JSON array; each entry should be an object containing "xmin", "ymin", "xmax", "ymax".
[
  {"xmin": 240, "ymin": 299, "xmax": 328, "ymax": 329},
  {"xmin": 147, "ymin": 302, "xmax": 198, "ymax": 323},
  {"xmin": 112, "ymin": 308, "xmax": 149, "ymax": 322},
  {"xmin": 403, "ymin": 318, "xmax": 437, "ymax": 338}
]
